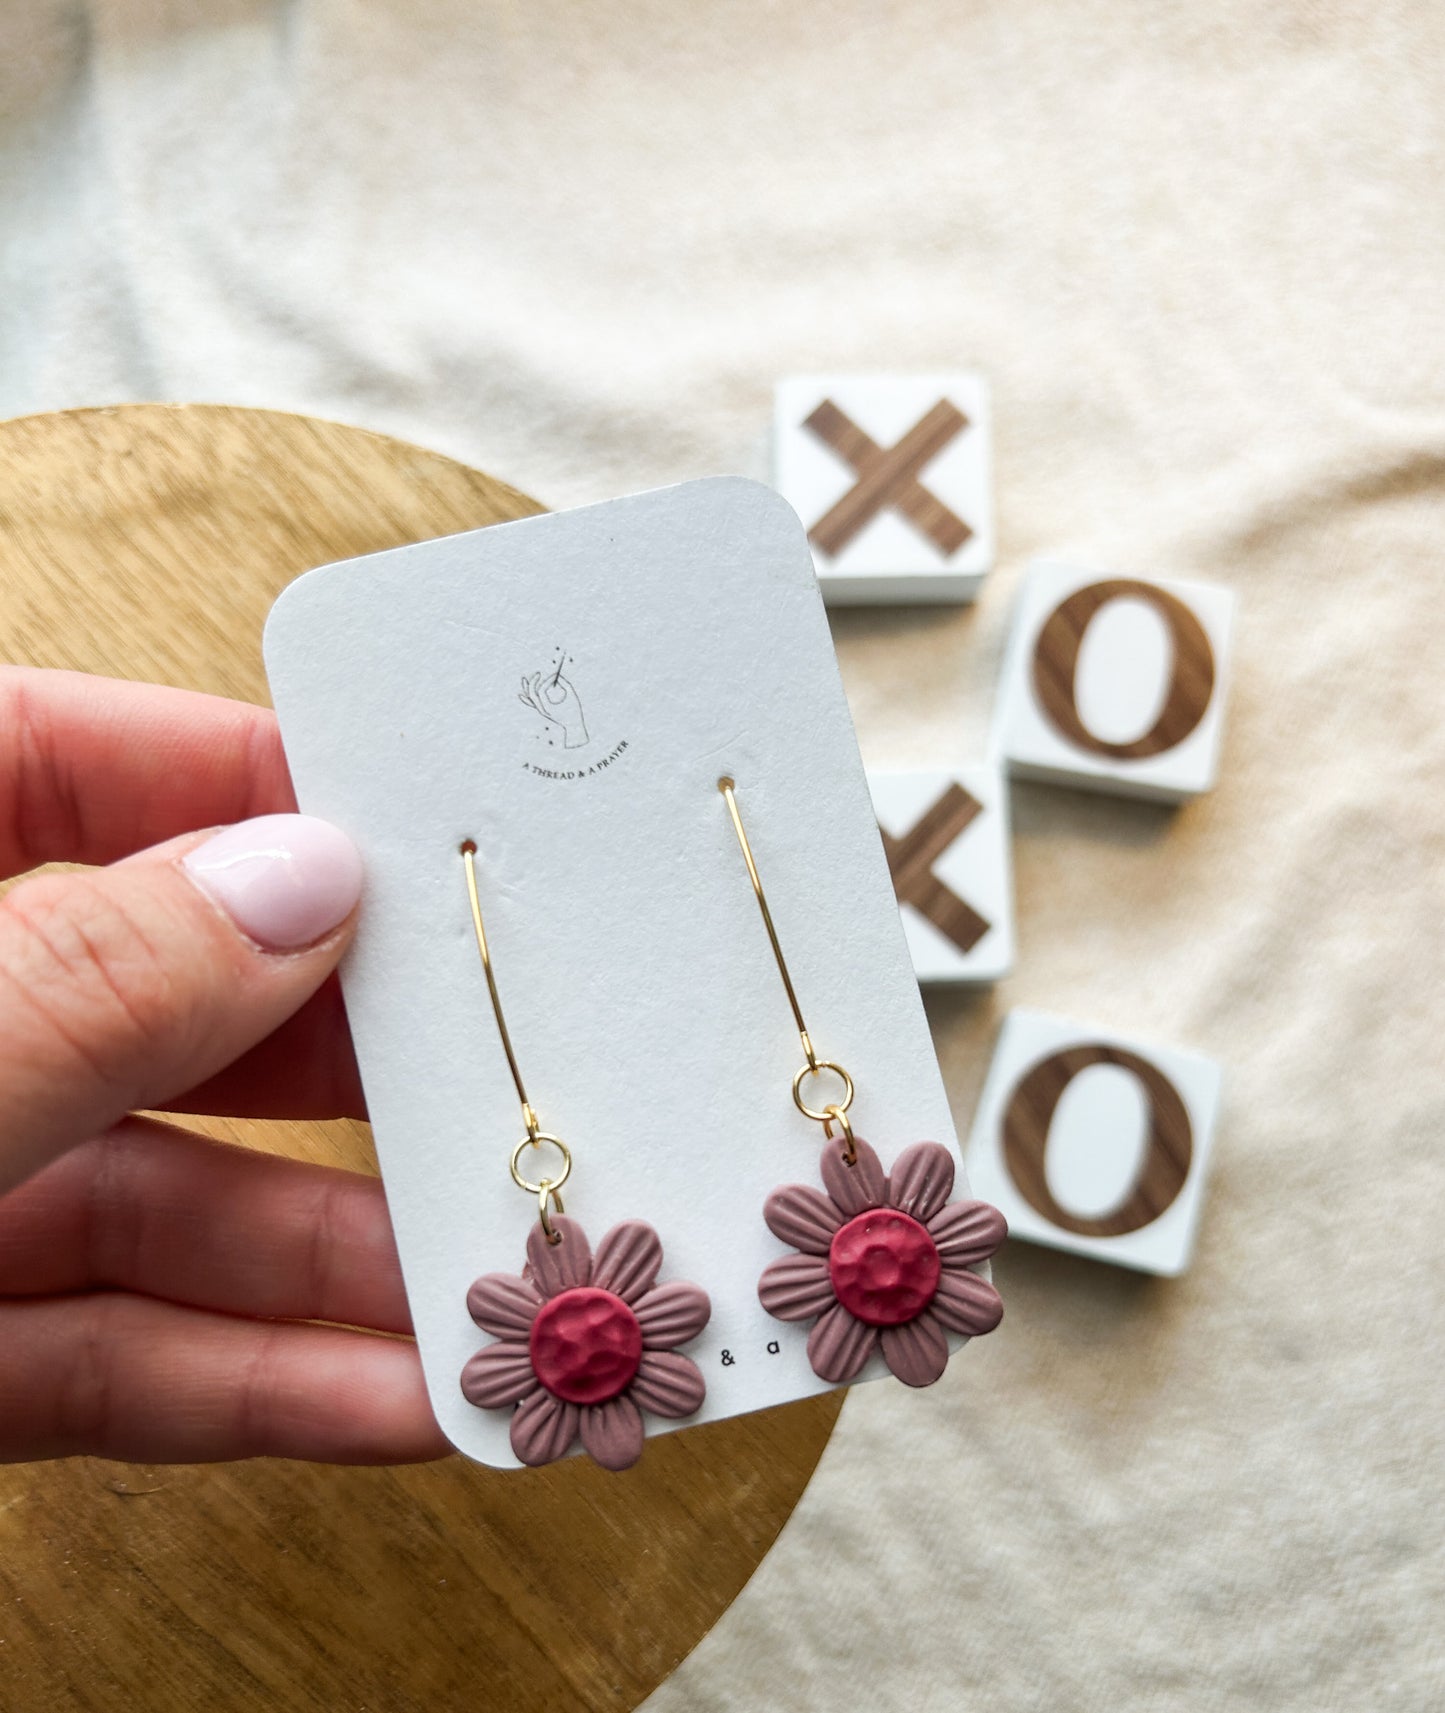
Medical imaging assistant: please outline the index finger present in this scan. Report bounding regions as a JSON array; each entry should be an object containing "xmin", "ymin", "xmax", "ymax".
[{"xmin": 0, "ymin": 667, "xmax": 294, "ymax": 880}]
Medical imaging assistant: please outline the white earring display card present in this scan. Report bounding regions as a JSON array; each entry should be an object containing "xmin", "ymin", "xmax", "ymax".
[
  {"xmin": 773, "ymin": 374, "xmax": 994, "ymax": 605},
  {"xmin": 265, "ymin": 478, "xmax": 976, "ymax": 1468}
]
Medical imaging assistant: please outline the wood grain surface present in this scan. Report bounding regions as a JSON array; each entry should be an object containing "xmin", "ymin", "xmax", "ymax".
[
  {"xmin": 1000, "ymin": 1042, "xmax": 1194, "ymax": 1239},
  {"xmin": 0, "ymin": 405, "xmax": 842, "ymax": 1713},
  {"xmin": 879, "ymin": 781, "xmax": 990, "ymax": 955},
  {"xmin": 1030, "ymin": 577, "xmax": 1216, "ymax": 761}
]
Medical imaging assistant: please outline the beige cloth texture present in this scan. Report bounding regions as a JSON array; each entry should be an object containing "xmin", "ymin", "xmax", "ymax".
[{"xmin": 4, "ymin": 3, "xmax": 1443, "ymax": 1707}]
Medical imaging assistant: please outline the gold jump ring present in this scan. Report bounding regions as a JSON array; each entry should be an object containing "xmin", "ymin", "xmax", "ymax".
[
  {"xmin": 822, "ymin": 1104, "xmax": 857, "ymax": 1165},
  {"xmin": 537, "ymin": 1181, "xmax": 565, "ymax": 1243},
  {"xmin": 509, "ymin": 1133, "xmax": 573, "ymax": 1198},
  {"xmin": 792, "ymin": 1060, "xmax": 855, "ymax": 1125}
]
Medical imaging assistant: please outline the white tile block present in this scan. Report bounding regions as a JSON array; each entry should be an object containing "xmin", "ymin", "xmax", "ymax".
[
  {"xmin": 869, "ymin": 765, "xmax": 1014, "ymax": 983},
  {"xmin": 773, "ymin": 373, "xmax": 994, "ymax": 605},
  {"xmin": 996, "ymin": 561, "xmax": 1235, "ymax": 801},
  {"xmin": 964, "ymin": 1009, "xmax": 1224, "ymax": 1276}
]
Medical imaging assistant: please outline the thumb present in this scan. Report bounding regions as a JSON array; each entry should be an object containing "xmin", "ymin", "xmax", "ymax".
[{"xmin": 0, "ymin": 814, "xmax": 363, "ymax": 1195}]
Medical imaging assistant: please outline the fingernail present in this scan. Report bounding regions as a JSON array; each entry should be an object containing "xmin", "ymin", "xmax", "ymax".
[{"xmin": 183, "ymin": 814, "xmax": 363, "ymax": 951}]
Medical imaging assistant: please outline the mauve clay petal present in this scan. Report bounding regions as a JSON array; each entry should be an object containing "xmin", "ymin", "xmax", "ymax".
[
  {"xmin": 806, "ymin": 1301, "xmax": 879, "ymax": 1384},
  {"xmin": 466, "ymin": 1272, "xmax": 542, "ymax": 1338},
  {"xmin": 590, "ymin": 1220, "xmax": 663, "ymax": 1303},
  {"xmin": 880, "ymin": 1310, "xmax": 950, "ymax": 1387},
  {"xmin": 524, "ymin": 1215, "xmax": 591, "ymax": 1299},
  {"xmin": 634, "ymin": 1280, "xmax": 711, "ymax": 1349},
  {"xmin": 932, "ymin": 1268, "xmax": 1004, "ymax": 1337},
  {"xmin": 757, "ymin": 1253, "xmax": 836, "ymax": 1322},
  {"xmin": 928, "ymin": 1200, "xmax": 1007, "ymax": 1267},
  {"xmin": 579, "ymin": 1395, "xmax": 646, "ymax": 1471},
  {"xmin": 887, "ymin": 1142, "xmax": 956, "ymax": 1222},
  {"xmin": 630, "ymin": 1351, "xmax": 707, "ymax": 1419},
  {"xmin": 819, "ymin": 1134, "xmax": 887, "ymax": 1216},
  {"xmin": 510, "ymin": 1389, "xmax": 580, "ymax": 1466},
  {"xmin": 763, "ymin": 1183, "xmax": 843, "ymax": 1255},
  {"xmin": 460, "ymin": 1341, "xmax": 539, "ymax": 1409}
]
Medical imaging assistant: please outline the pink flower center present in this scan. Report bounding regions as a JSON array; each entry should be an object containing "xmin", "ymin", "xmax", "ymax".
[
  {"xmin": 828, "ymin": 1210, "xmax": 941, "ymax": 1327},
  {"xmin": 528, "ymin": 1286, "xmax": 643, "ymax": 1405}
]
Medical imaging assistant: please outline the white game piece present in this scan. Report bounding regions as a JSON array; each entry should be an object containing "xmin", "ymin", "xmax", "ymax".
[
  {"xmin": 869, "ymin": 765, "xmax": 1014, "ymax": 983},
  {"xmin": 996, "ymin": 561, "xmax": 1235, "ymax": 801},
  {"xmin": 964, "ymin": 1009, "xmax": 1223, "ymax": 1276},
  {"xmin": 773, "ymin": 374, "xmax": 994, "ymax": 605}
]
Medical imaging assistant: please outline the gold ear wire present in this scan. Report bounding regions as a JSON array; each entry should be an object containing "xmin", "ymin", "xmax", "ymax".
[
  {"xmin": 461, "ymin": 840, "xmax": 570, "ymax": 1239},
  {"xmin": 717, "ymin": 779, "xmax": 856, "ymax": 1161}
]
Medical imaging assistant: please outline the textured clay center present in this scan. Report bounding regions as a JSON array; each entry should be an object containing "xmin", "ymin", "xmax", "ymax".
[
  {"xmin": 528, "ymin": 1286, "xmax": 643, "ymax": 1405},
  {"xmin": 828, "ymin": 1210, "xmax": 942, "ymax": 1326}
]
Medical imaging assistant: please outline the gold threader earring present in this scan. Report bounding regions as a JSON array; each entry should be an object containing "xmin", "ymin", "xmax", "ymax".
[
  {"xmin": 456, "ymin": 840, "xmax": 711, "ymax": 1471},
  {"xmin": 718, "ymin": 780, "xmax": 1006, "ymax": 1389}
]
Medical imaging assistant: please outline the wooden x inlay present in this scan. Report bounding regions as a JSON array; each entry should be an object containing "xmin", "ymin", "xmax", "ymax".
[
  {"xmin": 880, "ymin": 782, "xmax": 990, "ymax": 955},
  {"xmin": 803, "ymin": 398, "xmax": 972, "ymax": 558}
]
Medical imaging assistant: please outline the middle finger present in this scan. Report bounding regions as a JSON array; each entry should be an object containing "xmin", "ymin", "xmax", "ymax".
[
  {"xmin": 159, "ymin": 972, "xmax": 366, "ymax": 1121},
  {"xmin": 0, "ymin": 1116, "xmax": 410, "ymax": 1334}
]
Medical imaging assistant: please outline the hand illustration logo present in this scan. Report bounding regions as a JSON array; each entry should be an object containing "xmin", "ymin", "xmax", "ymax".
[{"xmin": 519, "ymin": 658, "xmax": 589, "ymax": 750}]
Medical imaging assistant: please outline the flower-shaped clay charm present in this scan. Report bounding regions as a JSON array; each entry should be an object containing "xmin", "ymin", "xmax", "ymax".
[
  {"xmin": 758, "ymin": 1136, "xmax": 1005, "ymax": 1387},
  {"xmin": 462, "ymin": 1215, "xmax": 710, "ymax": 1471}
]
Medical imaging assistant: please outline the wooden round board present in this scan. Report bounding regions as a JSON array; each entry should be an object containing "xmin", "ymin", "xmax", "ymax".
[{"xmin": 0, "ymin": 405, "xmax": 842, "ymax": 1713}]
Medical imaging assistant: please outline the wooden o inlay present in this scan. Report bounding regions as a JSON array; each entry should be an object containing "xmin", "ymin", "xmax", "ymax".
[
  {"xmin": 0, "ymin": 403, "xmax": 843, "ymax": 1713},
  {"xmin": 1030, "ymin": 579, "xmax": 1216, "ymax": 761},
  {"xmin": 1001, "ymin": 1045, "xmax": 1194, "ymax": 1238}
]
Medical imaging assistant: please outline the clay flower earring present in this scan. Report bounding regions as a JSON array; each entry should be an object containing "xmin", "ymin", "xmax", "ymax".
[
  {"xmin": 455, "ymin": 841, "xmax": 710, "ymax": 1470},
  {"xmin": 717, "ymin": 780, "xmax": 1005, "ymax": 1388}
]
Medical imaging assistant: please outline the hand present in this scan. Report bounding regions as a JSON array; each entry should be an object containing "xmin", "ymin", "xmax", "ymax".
[
  {"xmin": 0, "ymin": 667, "xmax": 449, "ymax": 1466},
  {"xmin": 519, "ymin": 669, "xmax": 588, "ymax": 749}
]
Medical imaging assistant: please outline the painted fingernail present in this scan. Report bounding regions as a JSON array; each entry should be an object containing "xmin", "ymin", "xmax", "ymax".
[{"xmin": 183, "ymin": 814, "xmax": 363, "ymax": 951}]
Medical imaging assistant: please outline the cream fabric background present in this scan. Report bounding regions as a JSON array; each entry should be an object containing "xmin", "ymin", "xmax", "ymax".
[{"xmin": 3, "ymin": 3, "xmax": 1443, "ymax": 1707}]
